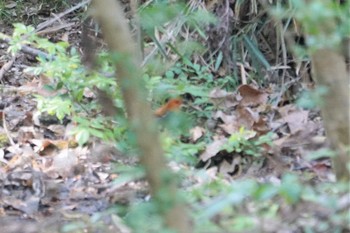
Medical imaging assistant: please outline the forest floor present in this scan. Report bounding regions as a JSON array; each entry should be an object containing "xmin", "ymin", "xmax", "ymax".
[{"xmin": 0, "ymin": 1, "xmax": 348, "ymax": 233}]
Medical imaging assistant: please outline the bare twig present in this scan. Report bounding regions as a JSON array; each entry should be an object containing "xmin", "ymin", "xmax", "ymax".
[
  {"xmin": 35, "ymin": 0, "xmax": 91, "ymax": 33},
  {"xmin": 2, "ymin": 112, "xmax": 15, "ymax": 146},
  {"xmin": 36, "ymin": 22, "xmax": 76, "ymax": 36},
  {"xmin": 0, "ymin": 32, "xmax": 50, "ymax": 59},
  {"xmin": 0, "ymin": 0, "xmax": 91, "ymax": 60}
]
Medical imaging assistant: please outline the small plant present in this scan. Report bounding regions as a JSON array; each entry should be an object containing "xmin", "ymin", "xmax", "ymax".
[
  {"xmin": 5, "ymin": 2, "xmax": 217, "ymax": 150},
  {"xmin": 5, "ymin": 23, "xmax": 121, "ymax": 146},
  {"xmin": 0, "ymin": 1, "xmax": 12, "ymax": 22},
  {"xmin": 190, "ymin": 172, "xmax": 349, "ymax": 232},
  {"xmin": 222, "ymin": 127, "xmax": 273, "ymax": 157}
]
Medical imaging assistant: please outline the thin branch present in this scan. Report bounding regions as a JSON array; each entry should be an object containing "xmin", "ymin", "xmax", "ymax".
[
  {"xmin": 0, "ymin": 32, "xmax": 50, "ymax": 59},
  {"xmin": 35, "ymin": 0, "xmax": 91, "ymax": 33},
  {"xmin": 2, "ymin": 112, "xmax": 15, "ymax": 146}
]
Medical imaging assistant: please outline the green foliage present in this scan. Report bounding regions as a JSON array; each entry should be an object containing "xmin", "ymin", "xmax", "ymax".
[
  {"xmin": 297, "ymin": 86, "xmax": 328, "ymax": 109},
  {"xmin": 223, "ymin": 128, "xmax": 273, "ymax": 157},
  {"xmin": 5, "ymin": 23, "xmax": 118, "ymax": 145},
  {"xmin": 6, "ymin": 2, "xmax": 218, "ymax": 149},
  {"xmin": 139, "ymin": 1, "xmax": 216, "ymax": 74},
  {"xmin": 124, "ymin": 202, "xmax": 176, "ymax": 233},
  {"xmin": 273, "ymin": 0, "xmax": 349, "ymax": 51},
  {"xmin": 0, "ymin": 1, "xmax": 11, "ymax": 21},
  {"xmin": 305, "ymin": 148, "xmax": 336, "ymax": 161},
  {"xmin": 163, "ymin": 135, "xmax": 204, "ymax": 165},
  {"xmin": 242, "ymin": 35, "xmax": 271, "ymax": 70},
  {"xmin": 0, "ymin": 0, "xmax": 72, "ymax": 26},
  {"xmin": 0, "ymin": 133, "xmax": 9, "ymax": 148},
  {"xmin": 139, "ymin": 2, "xmax": 184, "ymax": 33},
  {"xmin": 190, "ymin": 172, "xmax": 349, "ymax": 232},
  {"xmin": 36, "ymin": 95, "xmax": 72, "ymax": 120},
  {"xmin": 7, "ymin": 23, "xmax": 36, "ymax": 55},
  {"xmin": 279, "ymin": 173, "xmax": 302, "ymax": 204},
  {"xmin": 6, "ymin": 1, "xmax": 349, "ymax": 232}
]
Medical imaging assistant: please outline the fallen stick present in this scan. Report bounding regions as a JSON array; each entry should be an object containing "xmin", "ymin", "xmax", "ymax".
[
  {"xmin": 0, "ymin": 0, "xmax": 91, "ymax": 59},
  {"xmin": 35, "ymin": 0, "xmax": 91, "ymax": 33},
  {"xmin": 0, "ymin": 32, "xmax": 50, "ymax": 59}
]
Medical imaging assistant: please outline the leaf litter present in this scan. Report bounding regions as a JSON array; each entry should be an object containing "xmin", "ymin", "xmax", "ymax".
[{"xmin": 0, "ymin": 1, "xmax": 345, "ymax": 232}]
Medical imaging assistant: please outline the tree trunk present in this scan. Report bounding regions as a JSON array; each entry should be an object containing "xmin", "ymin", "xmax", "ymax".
[
  {"xmin": 91, "ymin": 0, "xmax": 192, "ymax": 232},
  {"xmin": 311, "ymin": 49, "xmax": 350, "ymax": 181}
]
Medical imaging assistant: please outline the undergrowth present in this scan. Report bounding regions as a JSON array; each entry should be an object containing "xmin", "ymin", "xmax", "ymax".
[{"xmin": 1, "ymin": 0, "xmax": 349, "ymax": 232}]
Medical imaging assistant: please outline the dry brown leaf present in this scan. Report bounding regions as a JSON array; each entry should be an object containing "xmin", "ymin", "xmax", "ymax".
[
  {"xmin": 61, "ymin": 32, "xmax": 69, "ymax": 42},
  {"xmin": 213, "ymin": 111, "xmax": 236, "ymax": 124},
  {"xmin": 17, "ymin": 126, "xmax": 36, "ymax": 143},
  {"xmin": 209, "ymin": 88, "xmax": 237, "ymax": 108},
  {"xmin": 31, "ymin": 139, "xmax": 78, "ymax": 157},
  {"xmin": 209, "ymin": 88, "xmax": 230, "ymax": 99},
  {"xmin": 277, "ymin": 104, "xmax": 295, "ymax": 117},
  {"xmin": 310, "ymin": 160, "xmax": 334, "ymax": 181},
  {"xmin": 252, "ymin": 117, "xmax": 270, "ymax": 134},
  {"xmin": 200, "ymin": 138, "xmax": 227, "ymax": 161},
  {"xmin": 4, "ymin": 155, "xmax": 22, "ymax": 172},
  {"xmin": 219, "ymin": 122, "xmax": 241, "ymax": 135},
  {"xmin": 218, "ymin": 160, "xmax": 234, "ymax": 176},
  {"xmin": 47, "ymin": 125, "xmax": 66, "ymax": 137},
  {"xmin": 219, "ymin": 155, "xmax": 242, "ymax": 177},
  {"xmin": 190, "ymin": 126, "xmax": 205, "ymax": 142},
  {"xmin": 17, "ymin": 78, "xmax": 57, "ymax": 97},
  {"xmin": 48, "ymin": 149, "xmax": 79, "ymax": 178},
  {"xmin": 2, "ymin": 196, "xmax": 40, "ymax": 215},
  {"xmin": 4, "ymin": 146, "xmax": 34, "ymax": 172},
  {"xmin": 237, "ymin": 84, "xmax": 268, "ymax": 106},
  {"xmin": 31, "ymin": 139, "xmax": 58, "ymax": 156},
  {"xmin": 214, "ymin": 107, "xmax": 260, "ymax": 134},
  {"xmin": 280, "ymin": 108, "xmax": 309, "ymax": 134},
  {"xmin": 236, "ymin": 106, "xmax": 259, "ymax": 128}
]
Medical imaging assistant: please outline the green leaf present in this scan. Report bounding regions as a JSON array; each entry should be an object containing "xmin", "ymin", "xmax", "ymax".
[
  {"xmin": 75, "ymin": 129, "xmax": 90, "ymax": 146},
  {"xmin": 253, "ymin": 184, "xmax": 278, "ymax": 201},
  {"xmin": 279, "ymin": 173, "xmax": 302, "ymax": 204},
  {"xmin": 214, "ymin": 51, "xmax": 223, "ymax": 71},
  {"xmin": 243, "ymin": 35, "xmax": 271, "ymax": 69},
  {"xmin": 306, "ymin": 148, "xmax": 335, "ymax": 161}
]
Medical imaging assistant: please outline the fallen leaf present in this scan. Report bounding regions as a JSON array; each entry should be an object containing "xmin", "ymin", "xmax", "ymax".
[
  {"xmin": 17, "ymin": 126, "xmax": 36, "ymax": 143},
  {"xmin": 200, "ymin": 138, "xmax": 227, "ymax": 161},
  {"xmin": 190, "ymin": 126, "xmax": 205, "ymax": 142},
  {"xmin": 48, "ymin": 149, "xmax": 78, "ymax": 178},
  {"xmin": 209, "ymin": 88, "xmax": 237, "ymax": 108},
  {"xmin": 236, "ymin": 106, "xmax": 259, "ymax": 128},
  {"xmin": 219, "ymin": 122, "xmax": 241, "ymax": 135},
  {"xmin": 252, "ymin": 117, "xmax": 270, "ymax": 134},
  {"xmin": 218, "ymin": 157, "xmax": 241, "ymax": 177},
  {"xmin": 213, "ymin": 111, "xmax": 236, "ymax": 124},
  {"xmin": 4, "ymin": 146, "xmax": 34, "ymax": 172},
  {"xmin": 282, "ymin": 109, "xmax": 308, "ymax": 134},
  {"xmin": 237, "ymin": 84, "xmax": 268, "ymax": 106},
  {"xmin": 2, "ymin": 196, "xmax": 40, "ymax": 215}
]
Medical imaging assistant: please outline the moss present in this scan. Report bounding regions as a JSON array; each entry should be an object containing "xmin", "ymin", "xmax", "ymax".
[{"xmin": 0, "ymin": 133, "xmax": 9, "ymax": 148}]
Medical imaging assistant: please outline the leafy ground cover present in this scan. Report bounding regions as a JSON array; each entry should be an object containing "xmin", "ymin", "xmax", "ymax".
[{"xmin": 0, "ymin": 0, "xmax": 349, "ymax": 233}]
